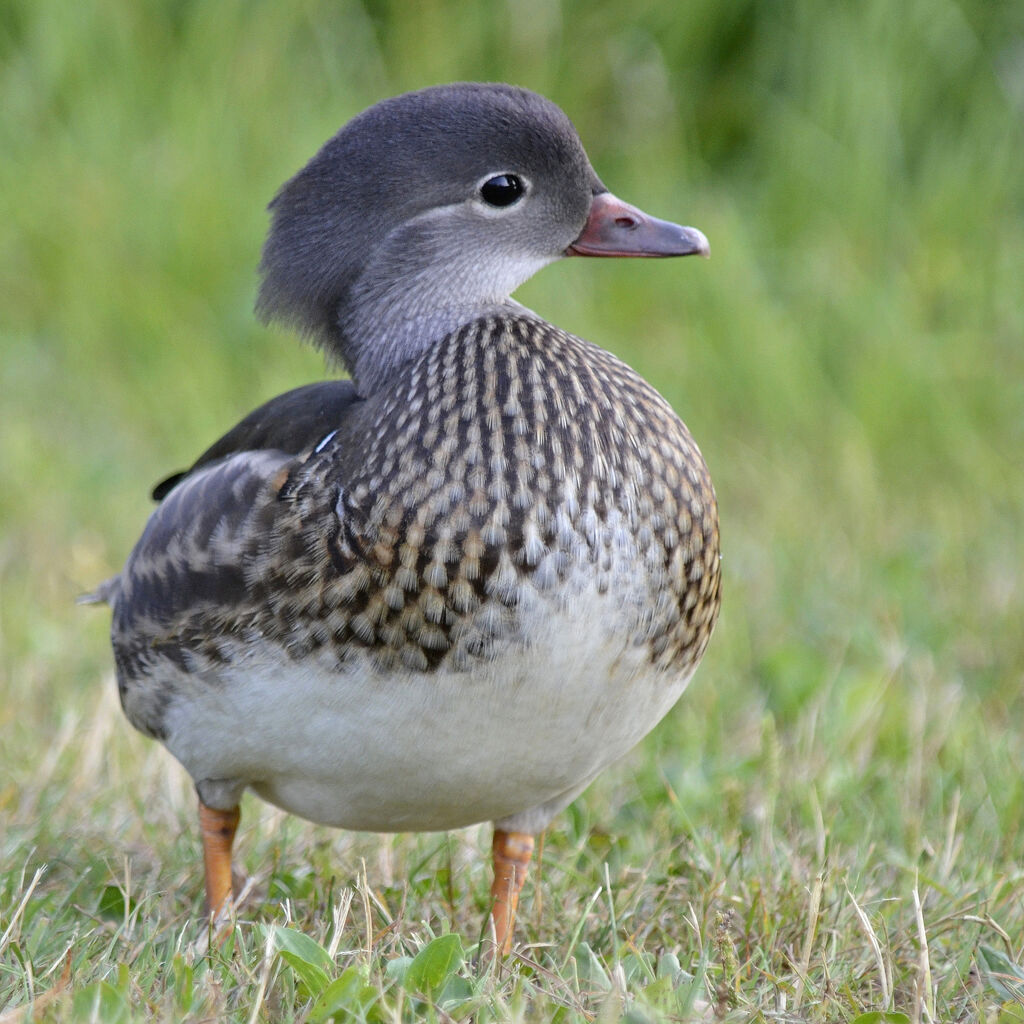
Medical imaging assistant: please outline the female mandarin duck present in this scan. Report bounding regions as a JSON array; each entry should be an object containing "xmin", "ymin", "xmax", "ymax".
[{"xmin": 93, "ymin": 83, "xmax": 721, "ymax": 953}]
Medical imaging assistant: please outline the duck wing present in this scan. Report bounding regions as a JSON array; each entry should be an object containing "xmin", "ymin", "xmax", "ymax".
[{"xmin": 151, "ymin": 380, "xmax": 360, "ymax": 500}]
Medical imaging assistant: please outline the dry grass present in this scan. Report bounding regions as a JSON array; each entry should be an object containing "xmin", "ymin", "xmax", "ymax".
[{"xmin": 3, "ymin": 657, "xmax": 1021, "ymax": 1020}]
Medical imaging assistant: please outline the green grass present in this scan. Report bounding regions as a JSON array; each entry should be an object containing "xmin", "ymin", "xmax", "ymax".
[{"xmin": 2, "ymin": 0, "xmax": 1023, "ymax": 1020}]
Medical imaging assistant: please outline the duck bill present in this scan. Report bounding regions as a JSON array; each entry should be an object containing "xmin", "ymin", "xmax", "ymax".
[{"xmin": 567, "ymin": 191, "xmax": 709, "ymax": 258}]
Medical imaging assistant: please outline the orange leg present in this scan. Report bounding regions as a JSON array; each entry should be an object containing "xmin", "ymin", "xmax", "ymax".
[
  {"xmin": 490, "ymin": 829, "xmax": 535, "ymax": 955},
  {"xmin": 198, "ymin": 800, "xmax": 240, "ymax": 917}
]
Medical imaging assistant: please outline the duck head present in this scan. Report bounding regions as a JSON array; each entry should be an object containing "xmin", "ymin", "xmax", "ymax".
[{"xmin": 257, "ymin": 83, "xmax": 708, "ymax": 396}]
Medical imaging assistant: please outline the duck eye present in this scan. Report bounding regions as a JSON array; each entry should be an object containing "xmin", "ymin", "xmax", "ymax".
[{"xmin": 480, "ymin": 174, "xmax": 524, "ymax": 207}]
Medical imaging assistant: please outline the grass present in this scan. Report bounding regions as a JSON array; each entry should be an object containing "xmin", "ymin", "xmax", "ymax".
[{"xmin": 2, "ymin": 0, "xmax": 1023, "ymax": 1020}]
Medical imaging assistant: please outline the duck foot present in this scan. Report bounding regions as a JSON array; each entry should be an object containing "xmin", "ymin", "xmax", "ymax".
[
  {"xmin": 198, "ymin": 800, "xmax": 240, "ymax": 919},
  {"xmin": 489, "ymin": 829, "xmax": 534, "ymax": 956}
]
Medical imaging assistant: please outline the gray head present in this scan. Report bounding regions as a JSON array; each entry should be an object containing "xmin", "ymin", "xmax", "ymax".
[{"xmin": 257, "ymin": 83, "xmax": 708, "ymax": 396}]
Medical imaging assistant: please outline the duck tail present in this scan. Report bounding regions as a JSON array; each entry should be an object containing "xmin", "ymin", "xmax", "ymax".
[{"xmin": 77, "ymin": 575, "xmax": 121, "ymax": 607}]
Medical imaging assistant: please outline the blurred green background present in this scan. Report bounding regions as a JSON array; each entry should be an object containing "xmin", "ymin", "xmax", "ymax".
[
  {"xmin": 5, "ymin": 0, "xmax": 1021, "ymax": 740},
  {"xmin": 2, "ymin": 0, "xmax": 1023, "ymax": 980}
]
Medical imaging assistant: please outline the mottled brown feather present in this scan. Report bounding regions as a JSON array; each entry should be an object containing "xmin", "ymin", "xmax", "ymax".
[{"xmin": 111, "ymin": 313, "xmax": 720, "ymax": 741}]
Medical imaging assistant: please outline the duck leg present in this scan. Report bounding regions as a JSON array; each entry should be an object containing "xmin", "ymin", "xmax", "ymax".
[
  {"xmin": 198, "ymin": 800, "xmax": 240, "ymax": 916},
  {"xmin": 490, "ymin": 829, "xmax": 534, "ymax": 955}
]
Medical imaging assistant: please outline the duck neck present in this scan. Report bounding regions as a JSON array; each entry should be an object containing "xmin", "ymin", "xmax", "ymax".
[
  {"xmin": 337, "ymin": 299, "xmax": 514, "ymax": 397},
  {"xmin": 335, "ymin": 265, "xmax": 540, "ymax": 397},
  {"xmin": 328, "ymin": 216, "xmax": 557, "ymax": 396}
]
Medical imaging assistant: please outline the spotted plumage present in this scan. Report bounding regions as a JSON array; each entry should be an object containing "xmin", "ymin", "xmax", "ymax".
[{"xmin": 93, "ymin": 82, "xmax": 721, "ymax": 951}]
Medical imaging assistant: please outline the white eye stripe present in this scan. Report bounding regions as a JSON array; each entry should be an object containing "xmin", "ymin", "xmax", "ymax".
[{"xmin": 314, "ymin": 429, "xmax": 338, "ymax": 453}]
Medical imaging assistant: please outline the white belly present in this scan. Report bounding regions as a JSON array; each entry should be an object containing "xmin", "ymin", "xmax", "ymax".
[{"xmin": 160, "ymin": 575, "xmax": 693, "ymax": 833}]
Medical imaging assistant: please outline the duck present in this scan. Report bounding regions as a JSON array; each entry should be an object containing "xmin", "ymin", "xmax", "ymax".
[{"xmin": 92, "ymin": 82, "xmax": 721, "ymax": 954}]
